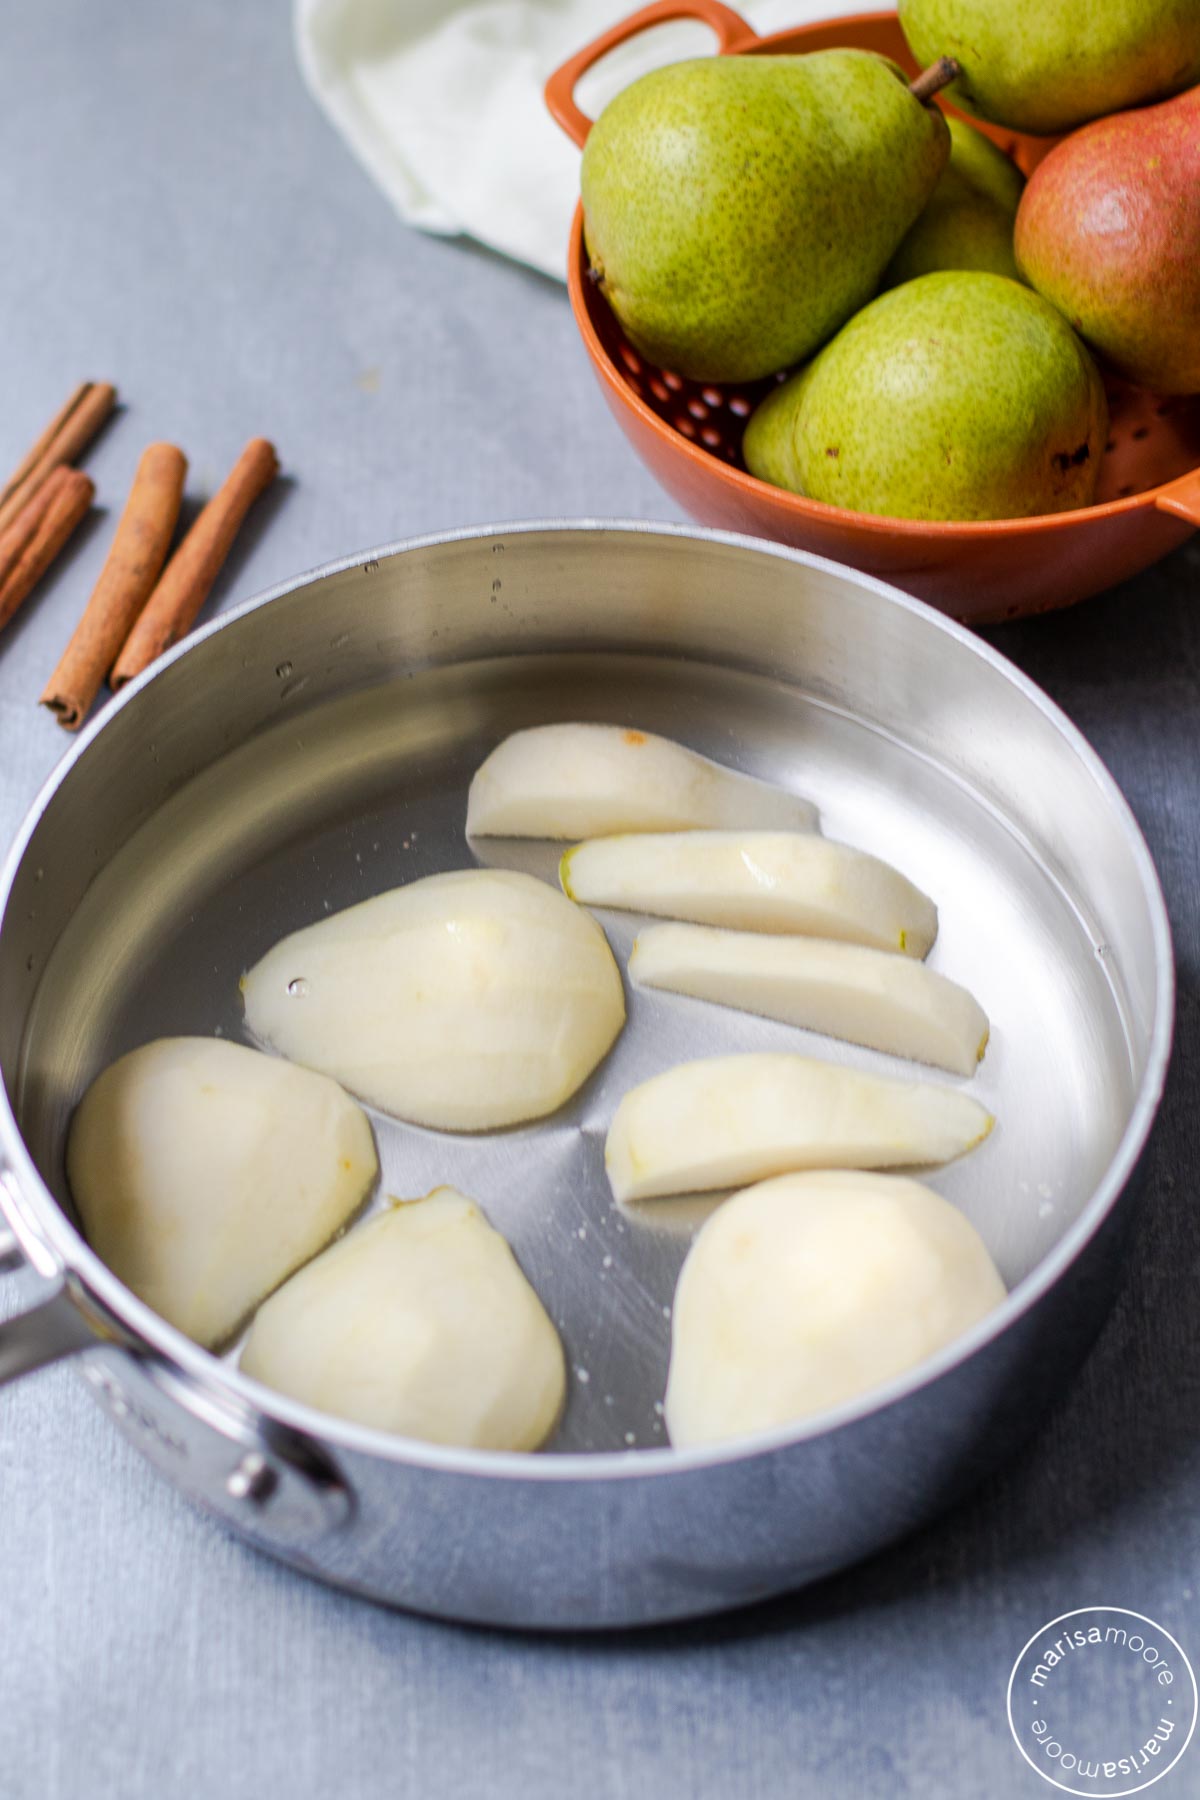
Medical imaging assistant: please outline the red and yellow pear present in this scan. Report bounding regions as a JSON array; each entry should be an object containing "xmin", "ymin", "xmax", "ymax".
[{"xmin": 1015, "ymin": 87, "xmax": 1200, "ymax": 395}]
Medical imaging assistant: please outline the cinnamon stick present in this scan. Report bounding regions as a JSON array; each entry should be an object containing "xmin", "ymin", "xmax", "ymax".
[
  {"xmin": 111, "ymin": 437, "xmax": 278, "ymax": 688},
  {"xmin": 0, "ymin": 382, "xmax": 115, "ymax": 536},
  {"xmin": 0, "ymin": 465, "xmax": 74, "ymax": 592},
  {"xmin": 41, "ymin": 443, "xmax": 187, "ymax": 730},
  {"xmin": 0, "ymin": 469, "xmax": 94, "ymax": 635},
  {"xmin": 0, "ymin": 385, "xmax": 91, "ymax": 509}
]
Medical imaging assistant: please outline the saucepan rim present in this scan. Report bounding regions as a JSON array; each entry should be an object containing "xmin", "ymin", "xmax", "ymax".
[{"xmin": 0, "ymin": 519, "xmax": 1175, "ymax": 1483}]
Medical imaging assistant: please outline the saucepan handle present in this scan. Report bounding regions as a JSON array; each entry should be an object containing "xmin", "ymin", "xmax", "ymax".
[
  {"xmin": 0, "ymin": 1170, "xmax": 95, "ymax": 1386},
  {"xmin": 545, "ymin": 0, "xmax": 755, "ymax": 148},
  {"xmin": 1154, "ymin": 465, "xmax": 1200, "ymax": 530},
  {"xmin": 0, "ymin": 1222, "xmax": 22, "ymax": 1275},
  {"xmin": 0, "ymin": 1173, "xmax": 348, "ymax": 1537}
]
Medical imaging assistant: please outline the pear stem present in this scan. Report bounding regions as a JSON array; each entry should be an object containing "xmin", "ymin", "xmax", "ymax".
[{"xmin": 908, "ymin": 57, "xmax": 961, "ymax": 105}]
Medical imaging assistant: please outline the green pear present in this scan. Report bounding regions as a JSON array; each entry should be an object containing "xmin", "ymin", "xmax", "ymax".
[
  {"xmin": 580, "ymin": 50, "xmax": 950, "ymax": 383},
  {"xmin": 741, "ymin": 368, "xmax": 814, "ymax": 491},
  {"xmin": 899, "ymin": 0, "xmax": 1200, "ymax": 135},
  {"xmin": 883, "ymin": 117, "xmax": 1023, "ymax": 287},
  {"xmin": 1015, "ymin": 87, "xmax": 1200, "ymax": 395},
  {"xmin": 744, "ymin": 272, "xmax": 1107, "ymax": 521}
]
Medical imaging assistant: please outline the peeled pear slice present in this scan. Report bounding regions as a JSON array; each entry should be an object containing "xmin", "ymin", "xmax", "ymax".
[
  {"xmin": 466, "ymin": 723, "xmax": 817, "ymax": 839},
  {"xmin": 665, "ymin": 1171, "xmax": 1006, "ymax": 1448},
  {"xmin": 562, "ymin": 832, "xmax": 937, "ymax": 958},
  {"xmin": 240, "ymin": 1188, "xmax": 566, "ymax": 1451},
  {"xmin": 67, "ymin": 1037, "xmax": 377, "ymax": 1348},
  {"xmin": 241, "ymin": 869, "xmax": 624, "ymax": 1131},
  {"xmin": 605, "ymin": 1052, "xmax": 993, "ymax": 1202},
  {"xmin": 630, "ymin": 923, "xmax": 988, "ymax": 1075}
]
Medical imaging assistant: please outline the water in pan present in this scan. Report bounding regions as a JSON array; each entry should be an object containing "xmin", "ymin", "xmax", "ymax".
[{"xmin": 17, "ymin": 652, "xmax": 1135, "ymax": 1453}]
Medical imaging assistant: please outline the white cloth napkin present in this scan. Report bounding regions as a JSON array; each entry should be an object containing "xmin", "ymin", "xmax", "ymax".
[{"xmin": 294, "ymin": 1, "xmax": 858, "ymax": 281}]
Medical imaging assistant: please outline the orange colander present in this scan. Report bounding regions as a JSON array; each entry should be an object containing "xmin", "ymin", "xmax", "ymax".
[{"xmin": 545, "ymin": 2, "xmax": 1200, "ymax": 623}]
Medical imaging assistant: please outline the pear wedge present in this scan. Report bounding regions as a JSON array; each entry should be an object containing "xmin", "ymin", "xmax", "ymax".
[
  {"xmin": 605, "ymin": 1053, "xmax": 993, "ymax": 1203},
  {"xmin": 241, "ymin": 1188, "xmax": 566, "ymax": 1451},
  {"xmin": 665, "ymin": 1171, "xmax": 1006, "ymax": 1447},
  {"xmin": 242, "ymin": 869, "xmax": 624, "ymax": 1131},
  {"xmin": 67, "ymin": 1037, "xmax": 378, "ymax": 1348},
  {"xmin": 630, "ymin": 923, "xmax": 988, "ymax": 1075},
  {"xmin": 466, "ymin": 723, "xmax": 817, "ymax": 839},
  {"xmin": 562, "ymin": 832, "xmax": 937, "ymax": 958}
]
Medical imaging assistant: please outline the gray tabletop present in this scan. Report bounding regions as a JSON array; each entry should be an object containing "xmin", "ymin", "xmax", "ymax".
[{"xmin": 1, "ymin": 5, "xmax": 1198, "ymax": 1797}]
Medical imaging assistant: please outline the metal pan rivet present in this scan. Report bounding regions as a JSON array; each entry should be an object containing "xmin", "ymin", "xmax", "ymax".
[{"xmin": 226, "ymin": 1451, "xmax": 277, "ymax": 1505}]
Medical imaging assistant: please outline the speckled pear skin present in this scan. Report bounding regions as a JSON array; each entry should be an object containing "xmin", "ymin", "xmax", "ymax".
[
  {"xmin": 755, "ymin": 272, "xmax": 1107, "ymax": 521},
  {"xmin": 899, "ymin": 0, "xmax": 1200, "ymax": 135},
  {"xmin": 883, "ymin": 118, "xmax": 1024, "ymax": 287},
  {"xmin": 743, "ymin": 365, "xmax": 815, "ymax": 489},
  {"xmin": 580, "ymin": 50, "xmax": 950, "ymax": 383},
  {"xmin": 1015, "ymin": 88, "xmax": 1200, "ymax": 396}
]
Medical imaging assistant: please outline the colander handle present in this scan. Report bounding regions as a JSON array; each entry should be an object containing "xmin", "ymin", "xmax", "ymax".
[
  {"xmin": 1155, "ymin": 465, "xmax": 1200, "ymax": 530},
  {"xmin": 545, "ymin": 0, "xmax": 756, "ymax": 148}
]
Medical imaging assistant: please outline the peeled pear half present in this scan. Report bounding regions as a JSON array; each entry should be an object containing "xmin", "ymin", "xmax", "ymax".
[
  {"xmin": 67, "ymin": 1036, "xmax": 378, "ymax": 1347},
  {"xmin": 605, "ymin": 1052, "xmax": 993, "ymax": 1202},
  {"xmin": 562, "ymin": 832, "xmax": 936, "ymax": 957},
  {"xmin": 241, "ymin": 869, "xmax": 624, "ymax": 1131},
  {"xmin": 665, "ymin": 1171, "xmax": 1006, "ymax": 1447},
  {"xmin": 240, "ymin": 1188, "xmax": 566, "ymax": 1451},
  {"xmin": 630, "ymin": 923, "xmax": 988, "ymax": 1075},
  {"xmin": 466, "ymin": 723, "xmax": 817, "ymax": 839}
]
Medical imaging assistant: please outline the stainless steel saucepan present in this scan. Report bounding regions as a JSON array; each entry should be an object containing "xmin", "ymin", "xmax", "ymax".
[{"xmin": 0, "ymin": 523, "xmax": 1173, "ymax": 1629}]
